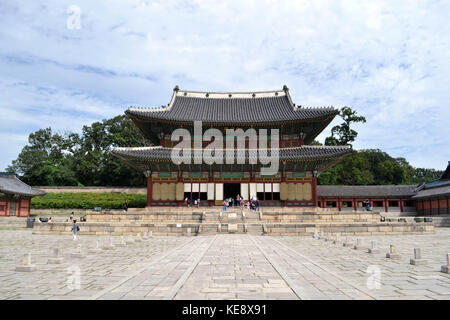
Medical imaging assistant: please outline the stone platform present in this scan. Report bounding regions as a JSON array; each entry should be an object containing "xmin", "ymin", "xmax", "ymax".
[{"xmin": 32, "ymin": 207, "xmax": 434, "ymax": 236}]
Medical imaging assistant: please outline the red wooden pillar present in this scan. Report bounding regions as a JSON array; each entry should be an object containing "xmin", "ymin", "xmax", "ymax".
[
  {"xmin": 384, "ymin": 198, "xmax": 388, "ymax": 212},
  {"xmin": 337, "ymin": 198, "xmax": 341, "ymax": 211},
  {"xmin": 400, "ymin": 199, "xmax": 404, "ymax": 213},
  {"xmin": 447, "ymin": 197, "xmax": 450, "ymax": 215},
  {"xmin": 5, "ymin": 194, "xmax": 10, "ymax": 216},
  {"xmin": 312, "ymin": 176, "xmax": 318, "ymax": 207},
  {"xmin": 146, "ymin": 175, "xmax": 153, "ymax": 207},
  {"xmin": 353, "ymin": 198, "xmax": 357, "ymax": 211}
]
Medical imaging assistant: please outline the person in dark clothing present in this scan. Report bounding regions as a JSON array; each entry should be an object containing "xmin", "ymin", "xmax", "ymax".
[{"xmin": 123, "ymin": 199, "xmax": 128, "ymax": 212}]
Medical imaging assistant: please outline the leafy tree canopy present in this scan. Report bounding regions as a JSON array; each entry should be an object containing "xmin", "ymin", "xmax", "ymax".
[{"xmin": 7, "ymin": 115, "xmax": 147, "ymax": 186}]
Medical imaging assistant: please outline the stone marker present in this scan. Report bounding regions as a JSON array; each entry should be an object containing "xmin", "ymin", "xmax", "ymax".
[
  {"xmin": 48, "ymin": 248, "xmax": 64, "ymax": 264},
  {"xmin": 125, "ymin": 236, "xmax": 135, "ymax": 245},
  {"xmin": 134, "ymin": 233, "xmax": 142, "ymax": 242},
  {"xmin": 259, "ymin": 211, "xmax": 263, "ymax": 220},
  {"xmin": 88, "ymin": 241, "xmax": 102, "ymax": 253},
  {"xmin": 410, "ymin": 248, "xmax": 427, "ymax": 265},
  {"xmin": 15, "ymin": 253, "xmax": 36, "ymax": 272},
  {"xmin": 187, "ymin": 227, "xmax": 191, "ymax": 237},
  {"xmin": 313, "ymin": 230, "xmax": 318, "ymax": 239},
  {"xmin": 325, "ymin": 232, "xmax": 331, "ymax": 241},
  {"xmin": 441, "ymin": 253, "xmax": 450, "ymax": 274},
  {"xmin": 115, "ymin": 236, "xmax": 126, "ymax": 247},
  {"xmin": 368, "ymin": 240, "xmax": 379, "ymax": 253},
  {"xmin": 149, "ymin": 231, "xmax": 152, "ymax": 238},
  {"xmin": 386, "ymin": 244, "xmax": 401, "ymax": 259},
  {"xmin": 71, "ymin": 244, "xmax": 84, "ymax": 258},
  {"xmin": 242, "ymin": 211, "xmax": 246, "ymax": 219},
  {"xmin": 262, "ymin": 224, "xmax": 268, "ymax": 234},
  {"xmin": 343, "ymin": 237, "xmax": 353, "ymax": 247},
  {"xmin": 244, "ymin": 223, "xmax": 248, "ymax": 233},
  {"xmin": 102, "ymin": 238, "xmax": 115, "ymax": 250},
  {"xmin": 354, "ymin": 238, "xmax": 366, "ymax": 250},
  {"xmin": 332, "ymin": 235, "xmax": 339, "ymax": 244}
]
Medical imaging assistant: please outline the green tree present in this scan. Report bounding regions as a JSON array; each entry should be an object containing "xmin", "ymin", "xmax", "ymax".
[
  {"xmin": 7, "ymin": 128, "xmax": 78, "ymax": 186},
  {"xmin": 7, "ymin": 115, "xmax": 149, "ymax": 187},
  {"xmin": 318, "ymin": 149, "xmax": 442, "ymax": 186},
  {"xmin": 325, "ymin": 106, "xmax": 366, "ymax": 147}
]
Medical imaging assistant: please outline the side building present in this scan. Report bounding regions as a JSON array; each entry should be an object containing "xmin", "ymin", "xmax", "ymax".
[{"xmin": 0, "ymin": 173, "xmax": 46, "ymax": 217}]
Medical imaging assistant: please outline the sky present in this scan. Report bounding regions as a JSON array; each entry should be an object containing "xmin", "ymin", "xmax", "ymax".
[{"xmin": 0, "ymin": 0, "xmax": 449, "ymax": 171}]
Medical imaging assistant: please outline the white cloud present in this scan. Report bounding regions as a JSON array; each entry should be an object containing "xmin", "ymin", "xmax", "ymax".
[{"xmin": 0, "ymin": 0, "xmax": 449, "ymax": 171}]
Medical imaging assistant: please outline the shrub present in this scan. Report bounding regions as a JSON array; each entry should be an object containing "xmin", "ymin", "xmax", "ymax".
[{"xmin": 31, "ymin": 192, "xmax": 147, "ymax": 209}]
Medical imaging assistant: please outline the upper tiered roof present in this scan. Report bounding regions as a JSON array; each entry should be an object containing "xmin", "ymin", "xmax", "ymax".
[{"xmin": 125, "ymin": 86, "xmax": 338, "ymax": 125}]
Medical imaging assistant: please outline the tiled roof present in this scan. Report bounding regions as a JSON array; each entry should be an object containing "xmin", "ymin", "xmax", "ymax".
[
  {"xmin": 112, "ymin": 146, "xmax": 353, "ymax": 162},
  {"xmin": 0, "ymin": 173, "xmax": 47, "ymax": 197},
  {"xmin": 317, "ymin": 185, "xmax": 417, "ymax": 198},
  {"xmin": 411, "ymin": 185, "xmax": 450, "ymax": 199},
  {"xmin": 125, "ymin": 87, "xmax": 338, "ymax": 124}
]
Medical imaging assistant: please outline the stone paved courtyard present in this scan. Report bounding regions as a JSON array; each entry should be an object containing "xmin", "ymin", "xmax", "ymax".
[{"xmin": 0, "ymin": 229, "xmax": 449, "ymax": 300}]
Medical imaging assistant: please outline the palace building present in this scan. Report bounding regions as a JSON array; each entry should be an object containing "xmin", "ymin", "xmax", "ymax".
[{"xmin": 112, "ymin": 86, "xmax": 353, "ymax": 207}]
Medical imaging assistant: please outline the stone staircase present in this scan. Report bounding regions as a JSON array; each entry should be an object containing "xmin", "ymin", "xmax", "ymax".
[{"xmin": 32, "ymin": 207, "xmax": 435, "ymax": 236}]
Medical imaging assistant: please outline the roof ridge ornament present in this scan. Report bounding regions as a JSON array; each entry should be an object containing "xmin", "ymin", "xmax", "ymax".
[
  {"xmin": 283, "ymin": 85, "xmax": 289, "ymax": 92},
  {"xmin": 174, "ymin": 85, "xmax": 180, "ymax": 92}
]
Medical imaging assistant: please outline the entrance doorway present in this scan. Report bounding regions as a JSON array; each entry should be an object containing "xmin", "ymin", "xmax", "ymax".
[
  {"xmin": 224, "ymin": 183, "xmax": 240, "ymax": 200},
  {"xmin": 9, "ymin": 202, "xmax": 16, "ymax": 216}
]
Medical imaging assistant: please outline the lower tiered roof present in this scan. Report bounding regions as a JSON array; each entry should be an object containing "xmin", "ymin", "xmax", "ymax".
[{"xmin": 112, "ymin": 146, "xmax": 353, "ymax": 172}]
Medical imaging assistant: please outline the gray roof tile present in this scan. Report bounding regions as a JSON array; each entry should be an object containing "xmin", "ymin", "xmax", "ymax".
[
  {"xmin": 125, "ymin": 89, "xmax": 338, "ymax": 124},
  {"xmin": 317, "ymin": 185, "xmax": 417, "ymax": 198},
  {"xmin": 0, "ymin": 173, "xmax": 46, "ymax": 197},
  {"xmin": 112, "ymin": 146, "xmax": 353, "ymax": 162}
]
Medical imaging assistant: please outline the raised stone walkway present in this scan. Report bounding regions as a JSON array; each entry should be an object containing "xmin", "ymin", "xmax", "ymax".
[{"xmin": 0, "ymin": 229, "xmax": 449, "ymax": 300}]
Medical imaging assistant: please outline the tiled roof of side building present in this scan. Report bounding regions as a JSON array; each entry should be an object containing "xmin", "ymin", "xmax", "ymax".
[
  {"xmin": 125, "ymin": 87, "xmax": 338, "ymax": 124},
  {"xmin": 411, "ymin": 185, "xmax": 450, "ymax": 199},
  {"xmin": 317, "ymin": 185, "xmax": 417, "ymax": 198},
  {"xmin": 112, "ymin": 145, "xmax": 353, "ymax": 162},
  {"xmin": 0, "ymin": 173, "xmax": 47, "ymax": 197}
]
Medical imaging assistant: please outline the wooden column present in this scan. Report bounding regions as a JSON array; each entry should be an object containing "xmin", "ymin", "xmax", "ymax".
[
  {"xmin": 312, "ymin": 176, "xmax": 318, "ymax": 207},
  {"xmin": 384, "ymin": 198, "xmax": 388, "ymax": 213},
  {"xmin": 146, "ymin": 175, "xmax": 153, "ymax": 207},
  {"xmin": 400, "ymin": 199, "xmax": 404, "ymax": 213},
  {"xmin": 5, "ymin": 194, "xmax": 9, "ymax": 216}
]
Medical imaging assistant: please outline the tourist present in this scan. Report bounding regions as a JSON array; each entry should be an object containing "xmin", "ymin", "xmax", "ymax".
[
  {"xmin": 48, "ymin": 217, "xmax": 54, "ymax": 223},
  {"xmin": 184, "ymin": 197, "xmax": 188, "ymax": 206},
  {"xmin": 256, "ymin": 199, "xmax": 260, "ymax": 211},
  {"xmin": 223, "ymin": 200, "xmax": 227, "ymax": 212},
  {"xmin": 231, "ymin": 197, "xmax": 235, "ymax": 207},
  {"xmin": 197, "ymin": 199, "xmax": 200, "ymax": 208},
  {"xmin": 246, "ymin": 201, "xmax": 250, "ymax": 210},
  {"xmin": 69, "ymin": 212, "xmax": 74, "ymax": 221},
  {"xmin": 187, "ymin": 198, "xmax": 191, "ymax": 208},
  {"xmin": 194, "ymin": 199, "xmax": 197, "ymax": 207},
  {"xmin": 71, "ymin": 219, "xmax": 80, "ymax": 240},
  {"xmin": 123, "ymin": 199, "xmax": 128, "ymax": 212}
]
